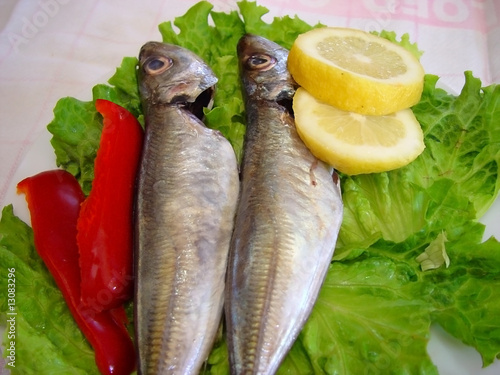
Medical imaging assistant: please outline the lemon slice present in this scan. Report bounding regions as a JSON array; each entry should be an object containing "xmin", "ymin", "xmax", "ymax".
[
  {"xmin": 288, "ymin": 27, "xmax": 425, "ymax": 115},
  {"xmin": 293, "ymin": 87, "xmax": 425, "ymax": 175}
]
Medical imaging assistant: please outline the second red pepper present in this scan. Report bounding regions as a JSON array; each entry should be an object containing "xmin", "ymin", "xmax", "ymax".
[{"xmin": 77, "ymin": 99, "xmax": 144, "ymax": 311}]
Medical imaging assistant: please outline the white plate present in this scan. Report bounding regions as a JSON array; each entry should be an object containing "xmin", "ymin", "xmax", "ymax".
[{"xmin": 2, "ymin": 120, "xmax": 500, "ymax": 374}]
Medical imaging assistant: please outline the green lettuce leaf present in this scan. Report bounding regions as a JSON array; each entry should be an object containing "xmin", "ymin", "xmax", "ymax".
[
  {"xmin": 337, "ymin": 72, "xmax": 500, "ymax": 255},
  {"xmin": 411, "ymin": 73, "xmax": 500, "ymax": 218},
  {"xmin": 0, "ymin": 205, "xmax": 99, "ymax": 374},
  {"xmin": 47, "ymin": 56, "xmax": 141, "ymax": 195},
  {"xmin": 3, "ymin": 1, "xmax": 500, "ymax": 374},
  {"xmin": 423, "ymin": 230, "xmax": 500, "ymax": 367},
  {"xmin": 295, "ymin": 222, "xmax": 500, "ymax": 374}
]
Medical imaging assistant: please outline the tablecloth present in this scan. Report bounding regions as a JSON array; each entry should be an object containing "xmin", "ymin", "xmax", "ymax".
[{"xmin": 0, "ymin": 0, "xmax": 499, "ymax": 374}]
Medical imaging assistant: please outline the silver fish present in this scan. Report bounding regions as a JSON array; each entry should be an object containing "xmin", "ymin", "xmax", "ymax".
[
  {"xmin": 135, "ymin": 41, "xmax": 239, "ymax": 375},
  {"xmin": 225, "ymin": 34, "xmax": 344, "ymax": 374}
]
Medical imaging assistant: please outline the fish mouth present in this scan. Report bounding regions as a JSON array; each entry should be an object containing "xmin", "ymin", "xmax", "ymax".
[
  {"xmin": 277, "ymin": 96, "xmax": 294, "ymax": 118},
  {"xmin": 173, "ymin": 85, "xmax": 216, "ymax": 121}
]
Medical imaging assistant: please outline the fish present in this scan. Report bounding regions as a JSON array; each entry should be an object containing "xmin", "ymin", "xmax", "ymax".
[
  {"xmin": 134, "ymin": 41, "xmax": 240, "ymax": 375},
  {"xmin": 225, "ymin": 34, "xmax": 344, "ymax": 374}
]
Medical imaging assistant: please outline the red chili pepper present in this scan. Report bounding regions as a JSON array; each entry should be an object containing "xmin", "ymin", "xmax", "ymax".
[
  {"xmin": 17, "ymin": 169, "xmax": 136, "ymax": 375},
  {"xmin": 77, "ymin": 99, "xmax": 144, "ymax": 311}
]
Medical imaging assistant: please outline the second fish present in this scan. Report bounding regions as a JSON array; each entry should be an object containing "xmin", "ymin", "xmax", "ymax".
[{"xmin": 225, "ymin": 34, "xmax": 344, "ymax": 375}]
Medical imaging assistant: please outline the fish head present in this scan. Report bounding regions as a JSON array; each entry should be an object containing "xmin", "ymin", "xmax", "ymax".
[
  {"xmin": 237, "ymin": 34, "xmax": 296, "ymax": 102},
  {"xmin": 138, "ymin": 41, "xmax": 217, "ymax": 118}
]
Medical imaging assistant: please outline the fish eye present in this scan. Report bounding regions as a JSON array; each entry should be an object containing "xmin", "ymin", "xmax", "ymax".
[
  {"xmin": 144, "ymin": 56, "xmax": 172, "ymax": 75},
  {"xmin": 246, "ymin": 53, "xmax": 276, "ymax": 71}
]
